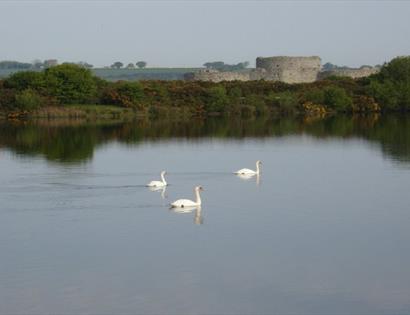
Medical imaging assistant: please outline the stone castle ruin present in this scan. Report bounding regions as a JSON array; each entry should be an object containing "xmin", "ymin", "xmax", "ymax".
[
  {"xmin": 318, "ymin": 66, "xmax": 380, "ymax": 80},
  {"xmin": 185, "ymin": 56, "xmax": 379, "ymax": 83}
]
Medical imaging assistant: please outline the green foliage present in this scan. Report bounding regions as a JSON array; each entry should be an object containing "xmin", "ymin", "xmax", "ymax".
[
  {"xmin": 368, "ymin": 80, "xmax": 399, "ymax": 110},
  {"xmin": 0, "ymin": 85, "xmax": 15, "ymax": 110},
  {"xmin": 322, "ymin": 86, "xmax": 352, "ymax": 111},
  {"xmin": 203, "ymin": 61, "xmax": 249, "ymax": 71},
  {"xmin": 303, "ymin": 88, "xmax": 325, "ymax": 105},
  {"xmin": 246, "ymin": 94, "xmax": 268, "ymax": 115},
  {"xmin": 0, "ymin": 61, "xmax": 32, "ymax": 70},
  {"xmin": 136, "ymin": 61, "xmax": 147, "ymax": 69},
  {"xmin": 368, "ymin": 57, "xmax": 410, "ymax": 111},
  {"xmin": 268, "ymin": 91, "xmax": 299, "ymax": 113},
  {"xmin": 228, "ymin": 86, "xmax": 242, "ymax": 99},
  {"xmin": 1, "ymin": 56, "xmax": 410, "ymax": 115},
  {"xmin": 111, "ymin": 62, "xmax": 123, "ymax": 69},
  {"xmin": 206, "ymin": 86, "xmax": 229, "ymax": 112},
  {"xmin": 44, "ymin": 64, "xmax": 97, "ymax": 104},
  {"xmin": 2, "ymin": 115, "xmax": 410, "ymax": 164},
  {"xmin": 377, "ymin": 57, "xmax": 410, "ymax": 83},
  {"xmin": 14, "ymin": 89, "xmax": 43, "ymax": 110},
  {"xmin": 102, "ymin": 81, "xmax": 144, "ymax": 108},
  {"xmin": 4, "ymin": 71, "xmax": 45, "ymax": 91}
]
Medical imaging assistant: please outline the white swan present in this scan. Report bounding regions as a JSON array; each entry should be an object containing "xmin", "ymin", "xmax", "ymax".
[
  {"xmin": 171, "ymin": 186, "xmax": 203, "ymax": 208},
  {"xmin": 235, "ymin": 160, "xmax": 261, "ymax": 175},
  {"xmin": 146, "ymin": 171, "xmax": 167, "ymax": 187}
]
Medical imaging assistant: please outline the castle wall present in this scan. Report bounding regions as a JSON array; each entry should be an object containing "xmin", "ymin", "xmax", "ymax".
[
  {"xmin": 185, "ymin": 56, "xmax": 377, "ymax": 83},
  {"xmin": 318, "ymin": 67, "xmax": 380, "ymax": 80},
  {"xmin": 184, "ymin": 69, "xmax": 250, "ymax": 82}
]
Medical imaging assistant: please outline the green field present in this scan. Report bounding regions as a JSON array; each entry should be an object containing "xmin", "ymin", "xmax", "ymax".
[
  {"xmin": 92, "ymin": 68, "xmax": 201, "ymax": 81},
  {"xmin": 0, "ymin": 67, "xmax": 201, "ymax": 81}
]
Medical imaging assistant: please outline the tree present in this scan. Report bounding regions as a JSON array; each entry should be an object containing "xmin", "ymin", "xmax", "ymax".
[
  {"xmin": 77, "ymin": 61, "xmax": 94, "ymax": 69},
  {"xmin": 203, "ymin": 61, "xmax": 225, "ymax": 70},
  {"xmin": 0, "ymin": 61, "xmax": 32, "ymax": 70},
  {"xmin": 378, "ymin": 56, "xmax": 410, "ymax": 83},
  {"xmin": 322, "ymin": 62, "xmax": 338, "ymax": 71},
  {"xmin": 136, "ymin": 61, "xmax": 147, "ymax": 69},
  {"xmin": 126, "ymin": 63, "xmax": 135, "ymax": 69},
  {"xmin": 203, "ymin": 61, "xmax": 249, "ymax": 71},
  {"xmin": 4, "ymin": 71, "xmax": 45, "ymax": 91},
  {"xmin": 239, "ymin": 61, "xmax": 250, "ymax": 69},
  {"xmin": 368, "ymin": 56, "xmax": 410, "ymax": 110},
  {"xmin": 111, "ymin": 62, "xmax": 123, "ymax": 69},
  {"xmin": 43, "ymin": 64, "xmax": 98, "ymax": 104}
]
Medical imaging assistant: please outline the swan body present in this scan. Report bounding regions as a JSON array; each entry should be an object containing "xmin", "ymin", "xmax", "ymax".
[
  {"xmin": 171, "ymin": 186, "xmax": 203, "ymax": 208},
  {"xmin": 235, "ymin": 160, "xmax": 261, "ymax": 175},
  {"xmin": 237, "ymin": 173, "xmax": 256, "ymax": 180},
  {"xmin": 171, "ymin": 206, "xmax": 197, "ymax": 214},
  {"xmin": 147, "ymin": 171, "xmax": 167, "ymax": 187}
]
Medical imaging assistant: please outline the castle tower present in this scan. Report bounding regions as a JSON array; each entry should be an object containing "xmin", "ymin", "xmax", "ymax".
[{"xmin": 256, "ymin": 56, "xmax": 321, "ymax": 83}]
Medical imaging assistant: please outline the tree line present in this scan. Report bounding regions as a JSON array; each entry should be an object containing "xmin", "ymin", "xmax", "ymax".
[{"xmin": 0, "ymin": 56, "xmax": 410, "ymax": 116}]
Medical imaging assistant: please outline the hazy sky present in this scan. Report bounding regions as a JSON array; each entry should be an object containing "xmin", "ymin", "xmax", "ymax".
[{"xmin": 1, "ymin": 0, "xmax": 409, "ymax": 67}]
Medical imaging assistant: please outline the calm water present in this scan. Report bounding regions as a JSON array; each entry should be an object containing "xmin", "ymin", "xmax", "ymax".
[{"xmin": 1, "ymin": 115, "xmax": 410, "ymax": 314}]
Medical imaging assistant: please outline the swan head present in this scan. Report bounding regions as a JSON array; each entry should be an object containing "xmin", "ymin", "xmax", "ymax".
[
  {"xmin": 195, "ymin": 186, "xmax": 204, "ymax": 192},
  {"xmin": 256, "ymin": 160, "xmax": 262, "ymax": 165}
]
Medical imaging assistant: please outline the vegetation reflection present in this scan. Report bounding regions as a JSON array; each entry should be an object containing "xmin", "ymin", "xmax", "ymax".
[{"xmin": 0, "ymin": 114, "xmax": 409, "ymax": 164}]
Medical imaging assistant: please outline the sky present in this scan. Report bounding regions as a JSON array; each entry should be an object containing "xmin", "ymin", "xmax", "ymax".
[{"xmin": 0, "ymin": 0, "xmax": 409, "ymax": 68}]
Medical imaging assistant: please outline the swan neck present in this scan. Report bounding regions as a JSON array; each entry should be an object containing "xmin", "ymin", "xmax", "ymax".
[
  {"xmin": 195, "ymin": 189, "xmax": 202, "ymax": 205},
  {"xmin": 161, "ymin": 173, "xmax": 167, "ymax": 184},
  {"xmin": 256, "ymin": 162, "xmax": 260, "ymax": 174}
]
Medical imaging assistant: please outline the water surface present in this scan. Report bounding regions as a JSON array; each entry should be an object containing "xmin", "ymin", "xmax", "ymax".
[{"xmin": 1, "ymin": 115, "xmax": 410, "ymax": 314}]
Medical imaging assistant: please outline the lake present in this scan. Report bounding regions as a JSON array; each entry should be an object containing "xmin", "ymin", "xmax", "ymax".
[{"xmin": 1, "ymin": 115, "xmax": 410, "ymax": 314}]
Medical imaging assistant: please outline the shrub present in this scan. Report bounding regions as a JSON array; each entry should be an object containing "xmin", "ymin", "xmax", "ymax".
[
  {"xmin": 303, "ymin": 88, "xmax": 325, "ymax": 105},
  {"xmin": 322, "ymin": 86, "xmax": 352, "ymax": 111},
  {"xmin": 102, "ymin": 81, "xmax": 144, "ymax": 108},
  {"xmin": 269, "ymin": 91, "xmax": 299, "ymax": 113},
  {"xmin": 0, "ymin": 87, "xmax": 16, "ymax": 110},
  {"xmin": 14, "ymin": 89, "xmax": 43, "ymax": 110},
  {"xmin": 205, "ymin": 86, "xmax": 229, "ymax": 113},
  {"xmin": 246, "ymin": 94, "xmax": 268, "ymax": 115}
]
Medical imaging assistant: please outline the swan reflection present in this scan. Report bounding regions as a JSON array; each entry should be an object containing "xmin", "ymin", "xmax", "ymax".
[
  {"xmin": 170, "ymin": 206, "xmax": 203, "ymax": 225},
  {"xmin": 148, "ymin": 185, "xmax": 167, "ymax": 199},
  {"xmin": 236, "ymin": 173, "xmax": 260, "ymax": 186}
]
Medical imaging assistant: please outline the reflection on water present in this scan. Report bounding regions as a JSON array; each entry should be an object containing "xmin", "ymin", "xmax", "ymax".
[
  {"xmin": 170, "ymin": 206, "xmax": 204, "ymax": 225},
  {"xmin": 170, "ymin": 206, "xmax": 203, "ymax": 225},
  {"xmin": 236, "ymin": 173, "xmax": 261, "ymax": 186},
  {"xmin": 1, "ymin": 114, "xmax": 410, "ymax": 165},
  {"xmin": 1, "ymin": 114, "xmax": 410, "ymax": 314},
  {"xmin": 148, "ymin": 185, "xmax": 167, "ymax": 199}
]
